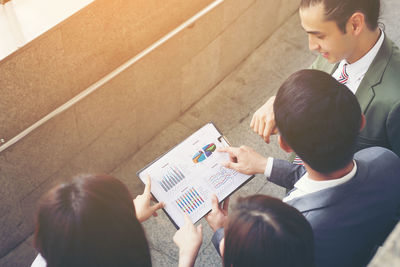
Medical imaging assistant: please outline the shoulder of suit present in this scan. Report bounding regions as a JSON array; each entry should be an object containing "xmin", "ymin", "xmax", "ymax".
[
  {"xmin": 355, "ymin": 146, "xmax": 400, "ymax": 165},
  {"xmin": 367, "ymin": 36, "xmax": 400, "ymax": 99},
  {"xmin": 386, "ymin": 36, "xmax": 400, "ymax": 57},
  {"xmin": 378, "ymin": 35, "xmax": 400, "ymax": 69}
]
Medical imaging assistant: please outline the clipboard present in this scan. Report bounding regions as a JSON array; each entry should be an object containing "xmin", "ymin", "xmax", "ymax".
[{"xmin": 136, "ymin": 122, "xmax": 254, "ymax": 229}]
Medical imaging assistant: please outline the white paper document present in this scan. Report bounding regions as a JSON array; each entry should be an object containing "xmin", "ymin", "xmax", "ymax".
[{"xmin": 137, "ymin": 123, "xmax": 253, "ymax": 228}]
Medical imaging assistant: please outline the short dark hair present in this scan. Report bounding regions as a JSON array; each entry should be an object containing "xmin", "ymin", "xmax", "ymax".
[
  {"xmin": 274, "ymin": 69, "xmax": 361, "ymax": 174},
  {"xmin": 300, "ymin": 0, "xmax": 380, "ymax": 33},
  {"xmin": 223, "ymin": 195, "xmax": 314, "ymax": 267},
  {"xmin": 34, "ymin": 174, "xmax": 152, "ymax": 267}
]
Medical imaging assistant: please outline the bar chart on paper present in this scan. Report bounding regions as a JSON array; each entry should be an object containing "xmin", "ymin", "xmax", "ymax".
[
  {"xmin": 137, "ymin": 123, "xmax": 254, "ymax": 227},
  {"xmin": 157, "ymin": 166, "xmax": 186, "ymax": 192},
  {"xmin": 175, "ymin": 187, "xmax": 205, "ymax": 214}
]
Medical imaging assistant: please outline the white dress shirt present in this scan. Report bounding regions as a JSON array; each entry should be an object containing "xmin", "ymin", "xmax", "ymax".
[
  {"xmin": 332, "ymin": 30, "xmax": 385, "ymax": 94},
  {"xmin": 283, "ymin": 161, "xmax": 357, "ymax": 202}
]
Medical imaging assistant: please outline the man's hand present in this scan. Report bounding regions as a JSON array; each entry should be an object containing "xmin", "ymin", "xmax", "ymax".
[
  {"xmin": 205, "ymin": 195, "xmax": 229, "ymax": 232},
  {"xmin": 173, "ymin": 214, "xmax": 203, "ymax": 267},
  {"xmin": 133, "ymin": 175, "xmax": 165, "ymax": 222},
  {"xmin": 218, "ymin": 146, "xmax": 268, "ymax": 175},
  {"xmin": 250, "ymin": 96, "xmax": 278, "ymax": 143}
]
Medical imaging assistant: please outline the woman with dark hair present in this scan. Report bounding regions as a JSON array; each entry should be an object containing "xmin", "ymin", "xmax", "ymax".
[
  {"xmin": 206, "ymin": 195, "xmax": 314, "ymax": 267},
  {"xmin": 31, "ymin": 174, "xmax": 203, "ymax": 267}
]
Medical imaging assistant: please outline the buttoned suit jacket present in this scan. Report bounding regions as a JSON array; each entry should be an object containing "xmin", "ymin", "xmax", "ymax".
[
  {"xmin": 310, "ymin": 35, "xmax": 400, "ymax": 157},
  {"xmin": 269, "ymin": 147, "xmax": 400, "ymax": 267}
]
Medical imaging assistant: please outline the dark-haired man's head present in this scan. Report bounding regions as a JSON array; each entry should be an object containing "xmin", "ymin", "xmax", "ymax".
[
  {"xmin": 274, "ymin": 69, "xmax": 362, "ymax": 174},
  {"xmin": 299, "ymin": 0, "xmax": 381, "ymax": 63},
  {"xmin": 223, "ymin": 195, "xmax": 314, "ymax": 267},
  {"xmin": 34, "ymin": 174, "xmax": 152, "ymax": 267},
  {"xmin": 300, "ymin": 0, "xmax": 380, "ymax": 32}
]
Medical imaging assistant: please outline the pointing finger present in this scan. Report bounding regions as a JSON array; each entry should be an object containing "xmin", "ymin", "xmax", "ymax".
[
  {"xmin": 254, "ymin": 118, "xmax": 259, "ymax": 135},
  {"xmin": 211, "ymin": 194, "xmax": 219, "ymax": 211},
  {"xmin": 250, "ymin": 114, "xmax": 256, "ymax": 128},
  {"xmin": 263, "ymin": 123, "xmax": 274, "ymax": 144},
  {"xmin": 258, "ymin": 120, "xmax": 265, "ymax": 136},
  {"xmin": 222, "ymin": 161, "xmax": 241, "ymax": 172},
  {"xmin": 218, "ymin": 147, "xmax": 239, "ymax": 163},
  {"xmin": 197, "ymin": 224, "xmax": 203, "ymax": 234},
  {"xmin": 151, "ymin": 202, "xmax": 165, "ymax": 212},
  {"xmin": 145, "ymin": 175, "xmax": 152, "ymax": 194},
  {"xmin": 183, "ymin": 213, "xmax": 193, "ymax": 226},
  {"xmin": 217, "ymin": 147, "xmax": 232, "ymax": 153},
  {"xmin": 219, "ymin": 146, "xmax": 240, "ymax": 158}
]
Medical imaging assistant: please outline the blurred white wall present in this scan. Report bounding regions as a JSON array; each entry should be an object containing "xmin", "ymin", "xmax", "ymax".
[{"xmin": 0, "ymin": 0, "xmax": 93, "ymax": 60}]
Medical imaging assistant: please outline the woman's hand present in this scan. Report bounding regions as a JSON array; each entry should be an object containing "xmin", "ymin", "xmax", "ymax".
[
  {"xmin": 133, "ymin": 175, "xmax": 165, "ymax": 222},
  {"xmin": 173, "ymin": 214, "xmax": 203, "ymax": 267}
]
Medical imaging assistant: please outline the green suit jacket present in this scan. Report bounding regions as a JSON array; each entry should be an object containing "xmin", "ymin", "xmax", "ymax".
[{"xmin": 310, "ymin": 35, "xmax": 400, "ymax": 157}]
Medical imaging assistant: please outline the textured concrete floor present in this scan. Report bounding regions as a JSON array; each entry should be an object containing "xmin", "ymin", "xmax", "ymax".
[
  {"xmin": 110, "ymin": 12, "xmax": 312, "ymax": 267},
  {"xmin": 111, "ymin": 1, "xmax": 400, "ymax": 265},
  {"xmin": 120, "ymin": 1, "xmax": 399, "ymax": 266},
  {"xmin": 4, "ymin": 0, "xmax": 400, "ymax": 266}
]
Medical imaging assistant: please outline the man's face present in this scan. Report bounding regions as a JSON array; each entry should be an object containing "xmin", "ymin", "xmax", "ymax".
[{"xmin": 299, "ymin": 4, "xmax": 356, "ymax": 63}]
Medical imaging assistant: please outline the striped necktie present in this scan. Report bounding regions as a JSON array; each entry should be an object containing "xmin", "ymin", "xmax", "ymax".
[
  {"xmin": 337, "ymin": 63, "xmax": 349, "ymax": 84},
  {"xmin": 293, "ymin": 63, "xmax": 349, "ymax": 166}
]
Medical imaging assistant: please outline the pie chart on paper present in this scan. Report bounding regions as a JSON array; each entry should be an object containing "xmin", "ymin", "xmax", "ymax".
[{"xmin": 192, "ymin": 143, "xmax": 216, "ymax": 163}]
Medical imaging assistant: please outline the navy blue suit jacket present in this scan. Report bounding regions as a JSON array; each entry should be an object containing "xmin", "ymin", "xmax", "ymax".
[{"xmin": 270, "ymin": 147, "xmax": 400, "ymax": 267}]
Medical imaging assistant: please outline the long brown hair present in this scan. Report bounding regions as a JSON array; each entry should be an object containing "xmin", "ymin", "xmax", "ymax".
[{"xmin": 34, "ymin": 174, "xmax": 152, "ymax": 267}]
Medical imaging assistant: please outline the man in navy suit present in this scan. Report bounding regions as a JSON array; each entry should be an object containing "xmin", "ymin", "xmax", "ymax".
[{"xmin": 206, "ymin": 70, "xmax": 400, "ymax": 267}]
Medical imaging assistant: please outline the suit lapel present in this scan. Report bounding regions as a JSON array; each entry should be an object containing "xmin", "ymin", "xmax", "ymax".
[
  {"xmin": 286, "ymin": 160, "xmax": 368, "ymax": 213},
  {"xmin": 355, "ymin": 35, "xmax": 393, "ymax": 113}
]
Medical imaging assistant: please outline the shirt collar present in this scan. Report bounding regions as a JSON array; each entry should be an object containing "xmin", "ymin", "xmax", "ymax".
[
  {"xmin": 338, "ymin": 30, "xmax": 385, "ymax": 81},
  {"xmin": 294, "ymin": 160, "xmax": 357, "ymax": 195}
]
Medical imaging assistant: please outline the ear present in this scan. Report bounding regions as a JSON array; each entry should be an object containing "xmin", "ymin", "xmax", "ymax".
[
  {"xmin": 347, "ymin": 12, "xmax": 365, "ymax": 36},
  {"xmin": 278, "ymin": 136, "xmax": 294, "ymax": 153},
  {"xmin": 360, "ymin": 114, "xmax": 366, "ymax": 131}
]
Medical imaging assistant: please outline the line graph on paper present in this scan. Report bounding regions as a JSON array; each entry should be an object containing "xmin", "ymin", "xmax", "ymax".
[{"xmin": 207, "ymin": 167, "xmax": 238, "ymax": 190}]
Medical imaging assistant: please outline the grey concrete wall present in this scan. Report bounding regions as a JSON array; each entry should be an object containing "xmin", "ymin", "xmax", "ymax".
[
  {"xmin": 0, "ymin": 0, "xmax": 216, "ymax": 142},
  {"xmin": 0, "ymin": 0, "xmax": 299, "ymax": 265}
]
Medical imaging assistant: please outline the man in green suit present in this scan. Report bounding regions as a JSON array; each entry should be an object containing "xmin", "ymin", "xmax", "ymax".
[{"xmin": 251, "ymin": 0, "xmax": 400, "ymax": 157}]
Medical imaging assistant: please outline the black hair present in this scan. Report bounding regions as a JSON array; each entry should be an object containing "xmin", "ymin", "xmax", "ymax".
[
  {"xmin": 223, "ymin": 195, "xmax": 314, "ymax": 267},
  {"xmin": 300, "ymin": 0, "xmax": 380, "ymax": 32},
  {"xmin": 34, "ymin": 174, "xmax": 152, "ymax": 267},
  {"xmin": 274, "ymin": 69, "xmax": 361, "ymax": 174}
]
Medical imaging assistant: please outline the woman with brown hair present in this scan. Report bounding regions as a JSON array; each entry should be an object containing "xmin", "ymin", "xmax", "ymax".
[{"xmin": 31, "ymin": 174, "xmax": 202, "ymax": 267}]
